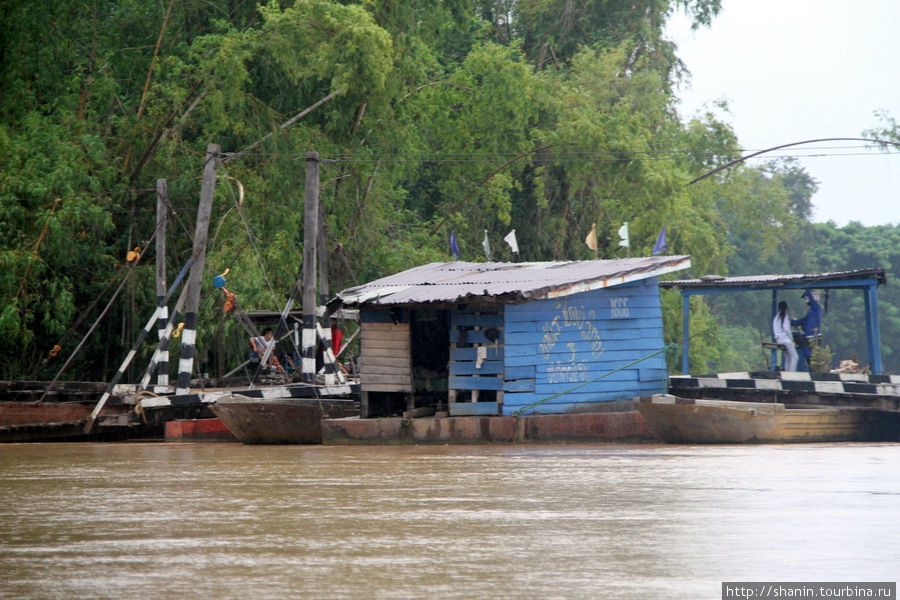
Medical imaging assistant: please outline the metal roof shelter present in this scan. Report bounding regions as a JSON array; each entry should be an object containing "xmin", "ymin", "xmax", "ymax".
[
  {"xmin": 337, "ymin": 256, "xmax": 692, "ymax": 307},
  {"xmin": 336, "ymin": 256, "xmax": 692, "ymax": 418},
  {"xmin": 660, "ymin": 268, "xmax": 888, "ymax": 374}
]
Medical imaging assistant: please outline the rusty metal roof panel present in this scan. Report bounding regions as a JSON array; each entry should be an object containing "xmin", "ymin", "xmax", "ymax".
[
  {"xmin": 659, "ymin": 268, "xmax": 887, "ymax": 290},
  {"xmin": 337, "ymin": 255, "xmax": 691, "ymax": 306}
]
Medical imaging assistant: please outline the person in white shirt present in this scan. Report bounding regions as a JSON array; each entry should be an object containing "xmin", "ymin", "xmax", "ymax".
[
  {"xmin": 249, "ymin": 328, "xmax": 285, "ymax": 373},
  {"xmin": 772, "ymin": 300, "xmax": 798, "ymax": 371}
]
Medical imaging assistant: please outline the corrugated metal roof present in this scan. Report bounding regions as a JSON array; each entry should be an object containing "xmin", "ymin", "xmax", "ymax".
[
  {"xmin": 337, "ymin": 255, "xmax": 691, "ymax": 306},
  {"xmin": 659, "ymin": 268, "xmax": 887, "ymax": 290}
]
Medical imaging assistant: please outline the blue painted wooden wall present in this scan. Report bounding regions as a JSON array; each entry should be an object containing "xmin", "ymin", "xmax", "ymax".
[{"xmin": 501, "ymin": 277, "xmax": 667, "ymax": 415}]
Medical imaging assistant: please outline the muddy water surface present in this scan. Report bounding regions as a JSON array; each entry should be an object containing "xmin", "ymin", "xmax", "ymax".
[{"xmin": 1, "ymin": 443, "xmax": 898, "ymax": 599}]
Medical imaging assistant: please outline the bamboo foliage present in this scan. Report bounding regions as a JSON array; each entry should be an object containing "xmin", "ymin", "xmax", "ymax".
[{"xmin": 1, "ymin": 0, "xmax": 846, "ymax": 379}]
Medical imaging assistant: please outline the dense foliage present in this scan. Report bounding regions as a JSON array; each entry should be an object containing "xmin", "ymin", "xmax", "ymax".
[{"xmin": 0, "ymin": 0, "xmax": 894, "ymax": 380}]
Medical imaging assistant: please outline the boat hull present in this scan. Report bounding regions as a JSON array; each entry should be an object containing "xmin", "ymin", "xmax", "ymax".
[
  {"xmin": 636, "ymin": 395, "xmax": 900, "ymax": 443},
  {"xmin": 210, "ymin": 394, "xmax": 357, "ymax": 444}
]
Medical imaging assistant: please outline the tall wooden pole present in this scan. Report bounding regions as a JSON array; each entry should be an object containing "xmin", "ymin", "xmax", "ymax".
[
  {"xmin": 317, "ymin": 192, "xmax": 336, "ymax": 384},
  {"xmin": 155, "ymin": 178, "xmax": 169, "ymax": 388},
  {"xmin": 301, "ymin": 152, "xmax": 319, "ymax": 383},
  {"xmin": 175, "ymin": 143, "xmax": 218, "ymax": 395},
  {"xmin": 318, "ymin": 200, "xmax": 329, "ymax": 305}
]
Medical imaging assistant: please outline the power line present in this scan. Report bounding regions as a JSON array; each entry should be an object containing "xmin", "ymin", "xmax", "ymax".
[{"xmin": 5, "ymin": 145, "xmax": 899, "ymax": 204}]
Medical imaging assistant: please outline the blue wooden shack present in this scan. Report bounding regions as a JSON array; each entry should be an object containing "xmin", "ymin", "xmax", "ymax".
[{"xmin": 334, "ymin": 256, "xmax": 691, "ymax": 418}]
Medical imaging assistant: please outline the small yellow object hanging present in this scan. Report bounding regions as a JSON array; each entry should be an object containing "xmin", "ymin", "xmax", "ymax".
[
  {"xmin": 173, "ymin": 322, "xmax": 185, "ymax": 338},
  {"xmin": 49, "ymin": 344, "xmax": 62, "ymax": 358},
  {"xmin": 126, "ymin": 247, "xmax": 141, "ymax": 262}
]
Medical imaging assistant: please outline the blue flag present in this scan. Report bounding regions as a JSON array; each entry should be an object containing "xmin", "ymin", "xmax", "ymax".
[
  {"xmin": 652, "ymin": 225, "xmax": 667, "ymax": 255},
  {"xmin": 450, "ymin": 231, "xmax": 459, "ymax": 260}
]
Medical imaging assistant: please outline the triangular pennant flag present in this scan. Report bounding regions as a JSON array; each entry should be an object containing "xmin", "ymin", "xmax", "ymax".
[
  {"xmin": 618, "ymin": 222, "xmax": 630, "ymax": 249},
  {"xmin": 503, "ymin": 229, "xmax": 519, "ymax": 254},
  {"xmin": 585, "ymin": 223, "xmax": 598, "ymax": 251},
  {"xmin": 482, "ymin": 230, "xmax": 492, "ymax": 260},
  {"xmin": 652, "ymin": 224, "xmax": 667, "ymax": 255},
  {"xmin": 450, "ymin": 231, "xmax": 459, "ymax": 260}
]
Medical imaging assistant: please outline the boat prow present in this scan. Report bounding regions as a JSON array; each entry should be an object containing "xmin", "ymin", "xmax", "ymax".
[
  {"xmin": 636, "ymin": 394, "xmax": 900, "ymax": 444},
  {"xmin": 210, "ymin": 393, "xmax": 357, "ymax": 444}
]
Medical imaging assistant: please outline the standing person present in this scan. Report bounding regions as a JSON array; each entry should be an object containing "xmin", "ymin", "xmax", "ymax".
[
  {"xmin": 330, "ymin": 317, "xmax": 343, "ymax": 356},
  {"xmin": 772, "ymin": 301, "xmax": 798, "ymax": 371},
  {"xmin": 249, "ymin": 328, "xmax": 285, "ymax": 373},
  {"xmin": 791, "ymin": 289, "xmax": 823, "ymax": 370}
]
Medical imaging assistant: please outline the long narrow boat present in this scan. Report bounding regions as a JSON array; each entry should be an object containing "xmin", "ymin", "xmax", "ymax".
[
  {"xmin": 636, "ymin": 394, "xmax": 900, "ymax": 443},
  {"xmin": 0, "ymin": 381, "xmax": 142, "ymax": 442},
  {"xmin": 209, "ymin": 393, "xmax": 357, "ymax": 444}
]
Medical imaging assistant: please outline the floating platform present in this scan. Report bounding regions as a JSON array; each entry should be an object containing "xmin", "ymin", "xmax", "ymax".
[
  {"xmin": 669, "ymin": 371, "xmax": 900, "ymax": 411},
  {"xmin": 636, "ymin": 394, "xmax": 900, "ymax": 444},
  {"xmin": 0, "ymin": 381, "xmax": 144, "ymax": 442}
]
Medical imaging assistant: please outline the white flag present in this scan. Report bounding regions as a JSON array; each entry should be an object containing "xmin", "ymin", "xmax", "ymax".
[
  {"xmin": 503, "ymin": 229, "xmax": 519, "ymax": 254},
  {"xmin": 482, "ymin": 230, "xmax": 492, "ymax": 260},
  {"xmin": 618, "ymin": 221, "xmax": 630, "ymax": 248}
]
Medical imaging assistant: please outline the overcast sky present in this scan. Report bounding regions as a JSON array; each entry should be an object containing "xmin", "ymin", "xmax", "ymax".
[{"xmin": 666, "ymin": 0, "xmax": 900, "ymax": 227}]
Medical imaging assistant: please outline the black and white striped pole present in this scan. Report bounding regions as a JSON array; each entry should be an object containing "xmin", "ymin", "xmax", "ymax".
[
  {"xmin": 301, "ymin": 152, "xmax": 319, "ymax": 382},
  {"xmin": 84, "ymin": 252, "xmax": 196, "ymax": 433},
  {"xmin": 175, "ymin": 143, "xmax": 218, "ymax": 395},
  {"xmin": 155, "ymin": 179, "xmax": 169, "ymax": 388}
]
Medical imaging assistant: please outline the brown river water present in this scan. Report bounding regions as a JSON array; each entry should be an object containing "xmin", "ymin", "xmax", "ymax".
[{"xmin": 1, "ymin": 442, "xmax": 898, "ymax": 599}]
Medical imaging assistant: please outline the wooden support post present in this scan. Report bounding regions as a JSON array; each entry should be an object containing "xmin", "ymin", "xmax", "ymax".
[
  {"xmin": 301, "ymin": 152, "xmax": 319, "ymax": 383},
  {"xmin": 770, "ymin": 289, "xmax": 779, "ymax": 370},
  {"xmin": 315, "ymin": 323, "xmax": 344, "ymax": 385},
  {"xmin": 863, "ymin": 283, "xmax": 883, "ymax": 374},
  {"xmin": 317, "ymin": 190, "xmax": 334, "ymax": 380},
  {"xmin": 155, "ymin": 179, "xmax": 169, "ymax": 387},
  {"xmin": 361, "ymin": 391, "xmax": 371, "ymax": 419},
  {"xmin": 318, "ymin": 193, "xmax": 329, "ymax": 306},
  {"xmin": 175, "ymin": 143, "xmax": 218, "ymax": 395},
  {"xmin": 681, "ymin": 293, "xmax": 690, "ymax": 375},
  {"xmin": 140, "ymin": 287, "xmax": 187, "ymax": 390},
  {"xmin": 87, "ymin": 252, "xmax": 196, "ymax": 432}
]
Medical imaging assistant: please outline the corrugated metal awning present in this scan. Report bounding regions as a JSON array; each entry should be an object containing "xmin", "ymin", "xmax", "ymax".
[
  {"xmin": 337, "ymin": 255, "xmax": 691, "ymax": 307},
  {"xmin": 659, "ymin": 268, "xmax": 886, "ymax": 290}
]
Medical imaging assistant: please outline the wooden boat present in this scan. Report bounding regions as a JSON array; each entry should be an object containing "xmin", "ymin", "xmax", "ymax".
[
  {"xmin": 636, "ymin": 394, "xmax": 900, "ymax": 443},
  {"xmin": 209, "ymin": 393, "xmax": 357, "ymax": 444},
  {"xmin": 0, "ymin": 381, "xmax": 141, "ymax": 442}
]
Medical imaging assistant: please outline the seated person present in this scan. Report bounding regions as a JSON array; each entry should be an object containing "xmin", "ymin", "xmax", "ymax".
[
  {"xmin": 249, "ymin": 328, "xmax": 285, "ymax": 374},
  {"xmin": 773, "ymin": 300, "xmax": 798, "ymax": 371}
]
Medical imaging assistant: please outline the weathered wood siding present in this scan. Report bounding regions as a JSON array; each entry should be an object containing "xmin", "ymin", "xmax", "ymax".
[
  {"xmin": 360, "ymin": 310, "xmax": 412, "ymax": 393},
  {"xmin": 447, "ymin": 307, "xmax": 504, "ymax": 415},
  {"xmin": 502, "ymin": 277, "xmax": 667, "ymax": 415}
]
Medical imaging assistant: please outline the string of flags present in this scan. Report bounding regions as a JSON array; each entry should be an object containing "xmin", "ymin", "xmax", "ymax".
[
  {"xmin": 451, "ymin": 223, "xmax": 665, "ymax": 261},
  {"xmin": 583, "ymin": 222, "xmax": 668, "ymax": 256},
  {"xmin": 450, "ymin": 229, "xmax": 520, "ymax": 260}
]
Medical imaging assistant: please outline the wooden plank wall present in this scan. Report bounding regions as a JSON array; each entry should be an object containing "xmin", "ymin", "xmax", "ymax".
[
  {"xmin": 360, "ymin": 310, "xmax": 412, "ymax": 393},
  {"xmin": 502, "ymin": 277, "xmax": 668, "ymax": 415},
  {"xmin": 448, "ymin": 307, "xmax": 504, "ymax": 411}
]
